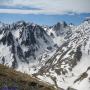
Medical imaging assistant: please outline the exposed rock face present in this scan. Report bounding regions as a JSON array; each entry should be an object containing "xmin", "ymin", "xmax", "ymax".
[{"xmin": 0, "ymin": 21, "xmax": 55, "ymax": 70}]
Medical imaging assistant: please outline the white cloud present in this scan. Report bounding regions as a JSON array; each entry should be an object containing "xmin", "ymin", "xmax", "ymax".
[{"xmin": 0, "ymin": 0, "xmax": 90, "ymax": 15}]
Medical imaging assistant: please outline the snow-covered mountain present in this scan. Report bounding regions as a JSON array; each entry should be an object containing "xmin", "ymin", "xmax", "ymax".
[
  {"xmin": 0, "ymin": 19, "xmax": 90, "ymax": 90},
  {"xmin": 36, "ymin": 19, "xmax": 90, "ymax": 90},
  {"xmin": 0, "ymin": 21, "xmax": 56, "ymax": 73},
  {"xmin": 45, "ymin": 21, "xmax": 71, "ymax": 46}
]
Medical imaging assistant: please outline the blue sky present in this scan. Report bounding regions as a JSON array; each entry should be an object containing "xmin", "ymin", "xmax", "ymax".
[
  {"xmin": 0, "ymin": 0, "xmax": 90, "ymax": 25},
  {"xmin": 0, "ymin": 13, "xmax": 90, "ymax": 26}
]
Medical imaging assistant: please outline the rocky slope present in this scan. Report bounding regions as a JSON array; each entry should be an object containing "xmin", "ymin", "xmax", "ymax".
[
  {"xmin": 0, "ymin": 64, "xmax": 56, "ymax": 90},
  {"xmin": 36, "ymin": 19, "xmax": 90, "ymax": 90}
]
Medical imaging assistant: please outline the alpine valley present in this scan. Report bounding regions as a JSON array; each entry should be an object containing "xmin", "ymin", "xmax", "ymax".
[{"xmin": 0, "ymin": 18, "xmax": 90, "ymax": 90}]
